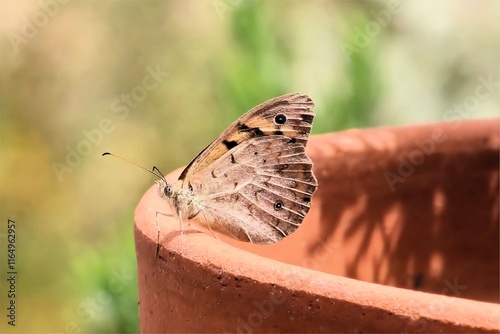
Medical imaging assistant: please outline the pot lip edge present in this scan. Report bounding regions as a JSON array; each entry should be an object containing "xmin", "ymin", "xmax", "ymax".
[{"xmin": 134, "ymin": 200, "xmax": 500, "ymax": 327}]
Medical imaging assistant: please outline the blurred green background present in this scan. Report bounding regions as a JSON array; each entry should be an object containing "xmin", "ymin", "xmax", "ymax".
[{"xmin": 0, "ymin": 0, "xmax": 498, "ymax": 332}]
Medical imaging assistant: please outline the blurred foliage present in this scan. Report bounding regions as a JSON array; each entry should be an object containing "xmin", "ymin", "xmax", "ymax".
[{"xmin": 0, "ymin": 0, "xmax": 498, "ymax": 333}]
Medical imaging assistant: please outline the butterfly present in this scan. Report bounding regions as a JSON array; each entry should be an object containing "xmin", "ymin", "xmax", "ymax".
[{"xmin": 156, "ymin": 93, "xmax": 318, "ymax": 244}]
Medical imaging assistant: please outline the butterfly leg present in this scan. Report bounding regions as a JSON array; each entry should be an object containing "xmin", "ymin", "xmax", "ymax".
[
  {"xmin": 177, "ymin": 210, "xmax": 184, "ymax": 253},
  {"xmin": 155, "ymin": 210, "xmax": 173, "ymax": 258},
  {"xmin": 200, "ymin": 210, "xmax": 221, "ymax": 242}
]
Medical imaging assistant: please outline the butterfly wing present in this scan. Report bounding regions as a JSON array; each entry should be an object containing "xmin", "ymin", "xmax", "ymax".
[
  {"xmin": 177, "ymin": 93, "xmax": 317, "ymax": 244},
  {"xmin": 188, "ymin": 135, "xmax": 317, "ymax": 244},
  {"xmin": 178, "ymin": 93, "xmax": 315, "ymax": 183}
]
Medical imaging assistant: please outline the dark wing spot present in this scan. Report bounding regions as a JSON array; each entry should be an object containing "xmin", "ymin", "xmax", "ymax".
[
  {"xmin": 301, "ymin": 114, "xmax": 314, "ymax": 123},
  {"xmin": 230, "ymin": 154, "xmax": 236, "ymax": 164},
  {"xmin": 277, "ymin": 164, "xmax": 289, "ymax": 171},
  {"xmin": 223, "ymin": 140, "xmax": 238, "ymax": 150},
  {"xmin": 211, "ymin": 170, "xmax": 217, "ymax": 178},
  {"xmin": 239, "ymin": 124, "xmax": 264, "ymax": 137},
  {"xmin": 274, "ymin": 114, "xmax": 287, "ymax": 124},
  {"xmin": 303, "ymin": 196, "xmax": 311, "ymax": 203},
  {"xmin": 274, "ymin": 130, "xmax": 283, "ymax": 135},
  {"xmin": 238, "ymin": 123, "xmax": 250, "ymax": 132},
  {"xmin": 288, "ymin": 137, "xmax": 297, "ymax": 144},
  {"xmin": 251, "ymin": 127, "xmax": 264, "ymax": 136},
  {"xmin": 253, "ymin": 151, "xmax": 258, "ymax": 155},
  {"xmin": 274, "ymin": 200, "xmax": 284, "ymax": 210}
]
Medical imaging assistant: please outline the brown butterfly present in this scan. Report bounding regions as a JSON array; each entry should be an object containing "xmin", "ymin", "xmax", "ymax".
[{"xmin": 157, "ymin": 93, "xmax": 317, "ymax": 244}]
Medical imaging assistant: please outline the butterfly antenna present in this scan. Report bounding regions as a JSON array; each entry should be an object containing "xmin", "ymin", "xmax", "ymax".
[
  {"xmin": 152, "ymin": 166, "xmax": 168, "ymax": 184},
  {"xmin": 102, "ymin": 152, "xmax": 167, "ymax": 183},
  {"xmin": 103, "ymin": 152, "xmax": 174, "ymax": 258}
]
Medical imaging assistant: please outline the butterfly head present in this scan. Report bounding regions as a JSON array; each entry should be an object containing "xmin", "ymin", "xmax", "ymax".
[
  {"xmin": 157, "ymin": 178, "xmax": 197, "ymax": 220},
  {"xmin": 157, "ymin": 179, "xmax": 188, "ymax": 210},
  {"xmin": 157, "ymin": 179, "xmax": 174, "ymax": 199}
]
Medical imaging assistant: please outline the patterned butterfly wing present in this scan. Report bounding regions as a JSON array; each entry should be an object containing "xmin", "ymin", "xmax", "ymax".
[
  {"xmin": 178, "ymin": 93, "xmax": 315, "ymax": 184},
  {"xmin": 188, "ymin": 135, "xmax": 317, "ymax": 244},
  {"xmin": 179, "ymin": 93, "xmax": 317, "ymax": 244}
]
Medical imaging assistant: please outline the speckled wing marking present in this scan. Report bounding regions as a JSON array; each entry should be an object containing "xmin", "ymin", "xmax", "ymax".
[
  {"xmin": 188, "ymin": 135, "xmax": 317, "ymax": 244},
  {"xmin": 166, "ymin": 93, "xmax": 317, "ymax": 244},
  {"xmin": 178, "ymin": 93, "xmax": 315, "ymax": 184}
]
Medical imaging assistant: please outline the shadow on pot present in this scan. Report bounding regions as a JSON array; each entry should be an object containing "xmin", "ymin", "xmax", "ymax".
[{"xmin": 135, "ymin": 119, "xmax": 499, "ymax": 333}]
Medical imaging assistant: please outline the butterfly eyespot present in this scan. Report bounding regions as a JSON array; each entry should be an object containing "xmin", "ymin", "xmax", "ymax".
[
  {"xmin": 164, "ymin": 184, "xmax": 174, "ymax": 197},
  {"xmin": 274, "ymin": 200, "xmax": 284, "ymax": 210},
  {"xmin": 274, "ymin": 114, "xmax": 287, "ymax": 124}
]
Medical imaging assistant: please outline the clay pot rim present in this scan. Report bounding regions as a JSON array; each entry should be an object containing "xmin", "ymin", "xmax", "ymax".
[
  {"xmin": 135, "ymin": 216, "xmax": 499, "ymax": 329},
  {"xmin": 134, "ymin": 119, "xmax": 500, "ymax": 331}
]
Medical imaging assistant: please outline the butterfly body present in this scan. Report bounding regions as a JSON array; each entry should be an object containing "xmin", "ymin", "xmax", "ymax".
[{"xmin": 158, "ymin": 93, "xmax": 317, "ymax": 244}]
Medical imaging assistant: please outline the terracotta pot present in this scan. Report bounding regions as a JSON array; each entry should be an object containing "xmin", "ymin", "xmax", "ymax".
[{"xmin": 134, "ymin": 119, "xmax": 499, "ymax": 333}]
